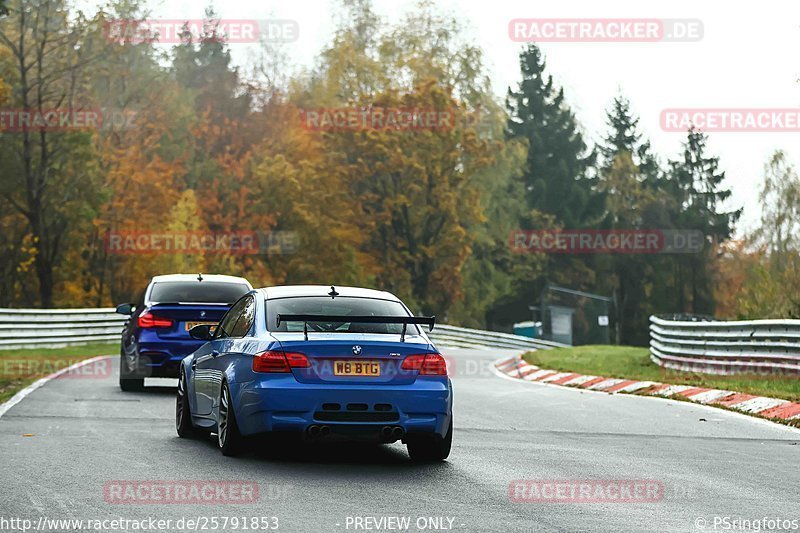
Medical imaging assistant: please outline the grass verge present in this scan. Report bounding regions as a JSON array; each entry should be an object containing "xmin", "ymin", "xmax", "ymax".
[
  {"xmin": 522, "ymin": 345, "xmax": 800, "ymax": 403},
  {"xmin": 0, "ymin": 343, "xmax": 117, "ymax": 404}
]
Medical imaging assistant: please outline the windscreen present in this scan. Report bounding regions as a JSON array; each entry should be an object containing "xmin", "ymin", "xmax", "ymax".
[
  {"xmin": 266, "ymin": 296, "xmax": 419, "ymax": 334},
  {"xmin": 149, "ymin": 281, "xmax": 249, "ymax": 304}
]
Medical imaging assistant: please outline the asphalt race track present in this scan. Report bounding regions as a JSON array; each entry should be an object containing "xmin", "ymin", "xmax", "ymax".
[{"xmin": 1, "ymin": 347, "xmax": 798, "ymax": 532}]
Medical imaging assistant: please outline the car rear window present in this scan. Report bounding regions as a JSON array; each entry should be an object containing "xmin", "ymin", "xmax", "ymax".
[
  {"xmin": 266, "ymin": 296, "xmax": 419, "ymax": 334},
  {"xmin": 149, "ymin": 281, "xmax": 250, "ymax": 304}
]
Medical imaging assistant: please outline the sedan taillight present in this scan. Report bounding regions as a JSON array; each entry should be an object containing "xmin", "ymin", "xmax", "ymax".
[
  {"xmin": 401, "ymin": 353, "xmax": 447, "ymax": 375},
  {"xmin": 253, "ymin": 350, "xmax": 309, "ymax": 373},
  {"xmin": 137, "ymin": 312, "xmax": 174, "ymax": 329}
]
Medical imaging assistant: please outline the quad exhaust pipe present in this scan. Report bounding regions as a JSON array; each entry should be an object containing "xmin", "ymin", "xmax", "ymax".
[{"xmin": 308, "ymin": 424, "xmax": 403, "ymax": 441}]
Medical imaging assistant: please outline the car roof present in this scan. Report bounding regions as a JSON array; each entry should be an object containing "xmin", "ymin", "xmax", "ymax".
[
  {"xmin": 258, "ymin": 285, "xmax": 400, "ymax": 301},
  {"xmin": 150, "ymin": 274, "xmax": 253, "ymax": 288}
]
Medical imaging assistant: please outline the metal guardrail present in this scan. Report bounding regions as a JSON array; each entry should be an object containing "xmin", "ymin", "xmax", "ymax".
[
  {"xmin": 0, "ymin": 307, "xmax": 565, "ymax": 352},
  {"xmin": 428, "ymin": 324, "xmax": 567, "ymax": 351},
  {"xmin": 649, "ymin": 315, "xmax": 800, "ymax": 375},
  {"xmin": 0, "ymin": 308, "xmax": 126, "ymax": 349}
]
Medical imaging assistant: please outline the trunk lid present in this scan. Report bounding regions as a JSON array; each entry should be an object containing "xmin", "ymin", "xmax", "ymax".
[{"xmin": 144, "ymin": 303, "xmax": 229, "ymax": 339}]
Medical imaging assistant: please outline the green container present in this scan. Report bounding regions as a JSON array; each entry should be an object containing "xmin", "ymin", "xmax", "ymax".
[{"xmin": 513, "ymin": 321, "xmax": 540, "ymax": 338}]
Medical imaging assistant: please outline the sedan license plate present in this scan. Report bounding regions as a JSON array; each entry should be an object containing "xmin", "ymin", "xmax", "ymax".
[
  {"xmin": 185, "ymin": 321, "xmax": 217, "ymax": 331},
  {"xmin": 333, "ymin": 360, "xmax": 380, "ymax": 376}
]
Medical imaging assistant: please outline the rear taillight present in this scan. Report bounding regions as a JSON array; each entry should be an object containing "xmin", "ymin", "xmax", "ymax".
[
  {"xmin": 421, "ymin": 353, "xmax": 448, "ymax": 375},
  {"xmin": 137, "ymin": 312, "xmax": 174, "ymax": 329},
  {"xmin": 401, "ymin": 353, "xmax": 447, "ymax": 375},
  {"xmin": 253, "ymin": 350, "xmax": 309, "ymax": 373},
  {"xmin": 401, "ymin": 354, "xmax": 425, "ymax": 370},
  {"xmin": 284, "ymin": 352, "xmax": 310, "ymax": 368}
]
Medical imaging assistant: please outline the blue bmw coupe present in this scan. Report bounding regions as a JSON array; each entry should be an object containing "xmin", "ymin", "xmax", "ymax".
[{"xmin": 176, "ymin": 285, "xmax": 453, "ymax": 461}]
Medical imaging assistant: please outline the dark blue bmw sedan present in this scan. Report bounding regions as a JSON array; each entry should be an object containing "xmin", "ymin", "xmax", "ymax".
[{"xmin": 115, "ymin": 274, "xmax": 252, "ymax": 391}]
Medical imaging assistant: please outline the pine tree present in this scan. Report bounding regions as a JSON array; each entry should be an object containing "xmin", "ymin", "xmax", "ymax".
[
  {"xmin": 172, "ymin": 8, "xmax": 250, "ymax": 121},
  {"xmin": 600, "ymin": 95, "xmax": 660, "ymax": 188},
  {"xmin": 497, "ymin": 44, "xmax": 605, "ymax": 329},
  {"xmin": 668, "ymin": 127, "xmax": 741, "ymax": 314},
  {"xmin": 596, "ymin": 95, "xmax": 663, "ymax": 344},
  {"xmin": 506, "ymin": 44, "xmax": 602, "ymax": 228},
  {"xmin": 670, "ymin": 128, "xmax": 740, "ymax": 241}
]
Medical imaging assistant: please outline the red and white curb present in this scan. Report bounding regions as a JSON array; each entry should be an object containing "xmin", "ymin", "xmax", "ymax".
[{"xmin": 494, "ymin": 355, "xmax": 800, "ymax": 426}]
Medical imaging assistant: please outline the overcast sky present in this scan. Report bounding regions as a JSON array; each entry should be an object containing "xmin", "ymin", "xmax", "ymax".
[{"xmin": 79, "ymin": 0, "xmax": 800, "ymax": 235}]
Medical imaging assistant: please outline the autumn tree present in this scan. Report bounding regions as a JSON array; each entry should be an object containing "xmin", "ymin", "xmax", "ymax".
[
  {"xmin": 61, "ymin": 1, "xmax": 193, "ymax": 305},
  {"xmin": 721, "ymin": 151, "xmax": 800, "ymax": 319},
  {"xmin": 752, "ymin": 150, "xmax": 800, "ymax": 255},
  {"xmin": 170, "ymin": 11, "xmax": 275, "ymax": 287},
  {"xmin": 0, "ymin": 0, "xmax": 104, "ymax": 306},
  {"xmin": 0, "ymin": 23, "xmax": 30, "ymax": 305},
  {"xmin": 287, "ymin": 0, "xmax": 521, "ymax": 317},
  {"xmin": 248, "ymin": 100, "xmax": 372, "ymax": 288}
]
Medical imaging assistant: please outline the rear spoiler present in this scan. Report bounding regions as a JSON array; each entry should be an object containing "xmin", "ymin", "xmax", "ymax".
[
  {"xmin": 148, "ymin": 302, "xmax": 232, "ymax": 306},
  {"xmin": 275, "ymin": 314, "xmax": 435, "ymax": 342}
]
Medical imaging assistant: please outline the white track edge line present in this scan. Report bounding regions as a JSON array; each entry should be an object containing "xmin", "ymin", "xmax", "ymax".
[{"xmin": 0, "ymin": 355, "xmax": 112, "ymax": 419}]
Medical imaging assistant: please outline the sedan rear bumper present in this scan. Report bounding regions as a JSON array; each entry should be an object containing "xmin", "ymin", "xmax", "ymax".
[
  {"xmin": 230, "ymin": 375, "xmax": 453, "ymax": 439},
  {"xmin": 124, "ymin": 339, "xmax": 205, "ymax": 378}
]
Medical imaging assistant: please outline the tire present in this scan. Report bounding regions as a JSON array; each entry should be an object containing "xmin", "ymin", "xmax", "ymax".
[
  {"xmin": 217, "ymin": 381, "xmax": 244, "ymax": 456},
  {"xmin": 176, "ymin": 369, "xmax": 198, "ymax": 438},
  {"xmin": 119, "ymin": 354, "xmax": 144, "ymax": 392},
  {"xmin": 407, "ymin": 418, "xmax": 452, "ymax": 462}
]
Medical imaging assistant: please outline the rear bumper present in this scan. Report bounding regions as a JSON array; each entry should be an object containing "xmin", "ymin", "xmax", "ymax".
[
  {"xmin": 230, "ymin": 376, "xmax": 453, "ymax": 439},
  {"xmin": 124, "ymin": 339, "xmax": 205, "ymax": 378}
]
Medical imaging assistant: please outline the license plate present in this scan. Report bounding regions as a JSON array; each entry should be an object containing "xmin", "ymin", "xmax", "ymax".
[
  {"xmin": 185, "ymin": 321, "xmax": 217, "ymax": 331},
  {"xmin": 333, "ymin": 360, "xmax": 380, "ymax": 376}
]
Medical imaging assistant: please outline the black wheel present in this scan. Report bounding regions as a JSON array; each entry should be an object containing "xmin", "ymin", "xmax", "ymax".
[
  {"xmin": 218, "ymin": 381, "xmax": 243, "ymax": 456},
  {"xmin": 407, "ymin": 418, "xmax": 452, "ymax": 462},
  {"xmin": 176, "ymin": 369, "xmax": 198, "ymax": 438},
  {"xmin": 119, "ymin": 353, "xmax": 144, "ymax": 392}
]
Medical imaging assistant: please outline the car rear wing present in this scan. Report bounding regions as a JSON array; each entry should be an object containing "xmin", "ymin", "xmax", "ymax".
[{"xmin": 275, "ymin": 314, "xmax": 436, "ymax": 341}]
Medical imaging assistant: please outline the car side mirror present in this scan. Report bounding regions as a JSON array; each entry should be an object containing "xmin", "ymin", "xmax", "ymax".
[
  {"xmin": 115, "ymin": 303, "xmax": 134, "ymax": 315},
  {"xmin": 189, "ymin": 324, "xmax": 214, "ymax": 341}
]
